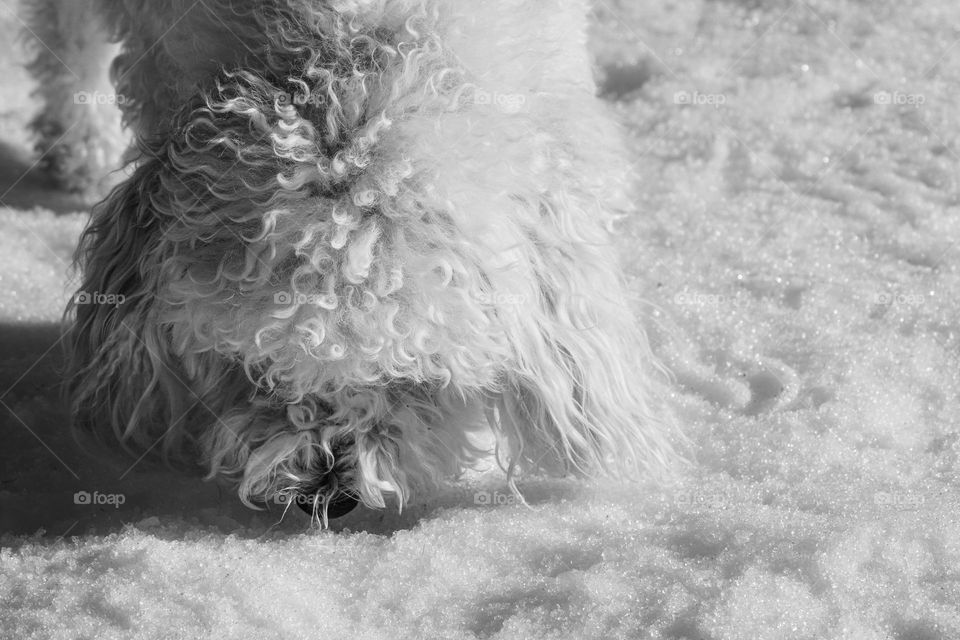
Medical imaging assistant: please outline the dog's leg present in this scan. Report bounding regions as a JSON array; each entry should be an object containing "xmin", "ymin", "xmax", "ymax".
[
  {"xmin": 65, "ymin": 158, "xmax": 208, "ymax": 467},
  {"xmin": 22, "ymin": 0, "xmax": 126, "ymax": 195},
  {"xmin": 490, "ymin": 201, "xmax": 683, "ymax": 485}
]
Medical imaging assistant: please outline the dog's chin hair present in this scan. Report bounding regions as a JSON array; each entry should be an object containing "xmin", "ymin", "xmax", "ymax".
[{"xmin": 61, "ymin": 0, "xmax": 685, "ymax": 514}]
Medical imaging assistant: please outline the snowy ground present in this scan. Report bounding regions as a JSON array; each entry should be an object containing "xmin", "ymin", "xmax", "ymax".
[{"xmin": 3, "ymin": 0, "xmax": 960, "ymax": 638}]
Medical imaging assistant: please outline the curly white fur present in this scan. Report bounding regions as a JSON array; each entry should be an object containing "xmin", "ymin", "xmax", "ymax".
[{"xmin": 27, "ymin": 0, "xmax": 683, "ymax": 520}]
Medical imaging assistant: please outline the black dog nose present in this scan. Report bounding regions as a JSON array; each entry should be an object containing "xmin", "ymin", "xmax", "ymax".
[
  {"xmin": 295, "ymin": 447, "xmax": 358, "ymax": 520},
  {"xmin": 296, "ymin": 489, "xmax": 358, "ymax": 519}
]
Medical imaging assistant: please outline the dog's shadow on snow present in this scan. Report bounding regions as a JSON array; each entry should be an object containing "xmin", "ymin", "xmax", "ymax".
[{"xmin": 0, "ymin": 321, "xmax": 266, "ymax": 540}]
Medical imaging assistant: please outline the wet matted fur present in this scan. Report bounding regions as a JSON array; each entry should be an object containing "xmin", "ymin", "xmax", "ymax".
[{"xmin": 25, "ymin": 0, "xmax": 683, "ymax": 521}]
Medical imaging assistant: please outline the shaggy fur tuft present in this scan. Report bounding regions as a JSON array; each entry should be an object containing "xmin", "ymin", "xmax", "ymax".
[{"xmin": 28, "ymin": 0, "xmax": 683, "ymax": 520}]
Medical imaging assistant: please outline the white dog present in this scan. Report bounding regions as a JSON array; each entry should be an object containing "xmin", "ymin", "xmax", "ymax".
[{"xmin": 23, "ymin": 0, "xmax": 681, "ymax": 523}]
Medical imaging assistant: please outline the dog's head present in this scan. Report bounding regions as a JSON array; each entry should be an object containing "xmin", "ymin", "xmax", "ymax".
[
  {"xmin": 65, "ymin": 4, "xmax": 507, "ymax": 516},
  {"xmin": 64, "ymin": 0, "xmax": 677, "ymax": 522}
]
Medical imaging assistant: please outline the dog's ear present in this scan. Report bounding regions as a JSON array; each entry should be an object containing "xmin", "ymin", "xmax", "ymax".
[{"xmin": 63, "ymin": 158, "xmax": 202, "ymax": 469}]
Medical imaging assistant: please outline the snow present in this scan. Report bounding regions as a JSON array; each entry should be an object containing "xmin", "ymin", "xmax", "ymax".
[{"xmin": 4, "ymin": 0, "xmax": 960, "ymax": 638}]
